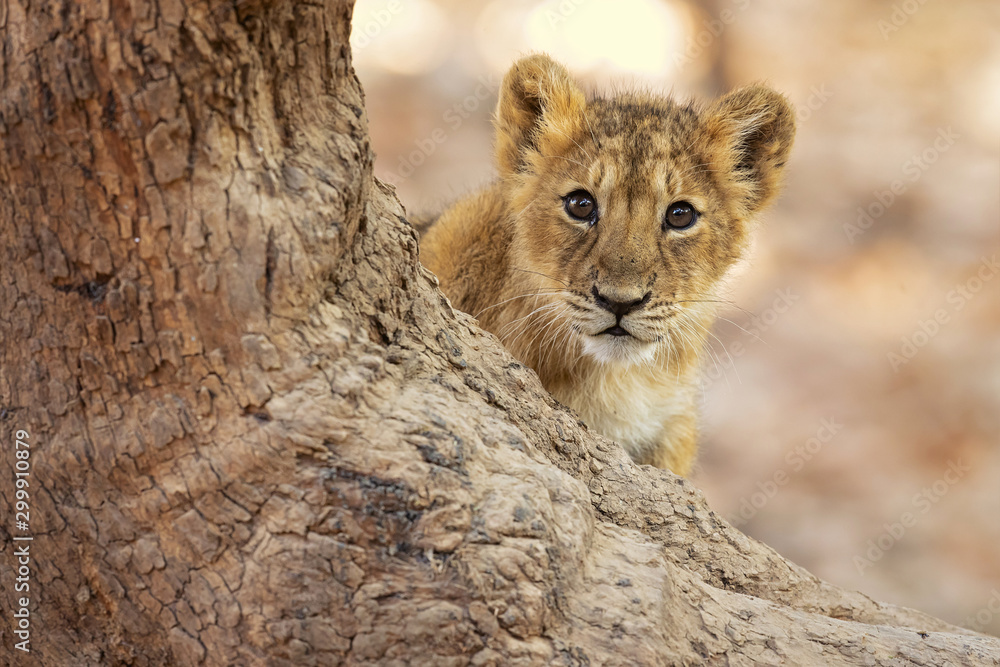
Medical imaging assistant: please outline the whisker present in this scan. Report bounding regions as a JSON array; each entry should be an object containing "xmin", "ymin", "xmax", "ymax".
[
  {"xmin": 675, "ymin": 298, "xmax": 755, "ymax": 319},
  {"xmin": 474, "ymin": 290, "xmax": 564, "ymax": 319},
  {"xmin": 541, "ymin": 153, "xmax": 589, "ymax": 170},
  {"xmin": 672, "ymin": 161, "xmax": 725, "ymax": 182},
  {"xmin": 685, "ymin": 316, "xmax": 742, "ymax": 387},
  {"xmin": 523, "ymin": 306, "xmax": 565, "ymax": 352},
  {"xmin": 546, "ymin": 125, "xmax": 594, "ymax": 162},
  {"xmin": 539, "ymin": 307, "xmax": 570, "ymax": 369},
  {"xmin": 693, "ymin": 325, "xmax": 727, "ymax": 388},
  {"xmin": 512, "ymin": 194, "xmax": 544, "ymax": 223},
  {"xmin": 674, "ymin": 317, "xmax": 725, "ymax": 389},
  {"xmin": 714, "ymin": 315, "xmax": 769, "ymax": 347},
  {"xmin": 582, "ymin": 110, "xmax": 601, "ymax": 151},
  {"xmin": 499, "ymin": 301, "xmax": 564, "ymax": 350},
  {"xmin": 498, "ymin": 302, "xmax": 561, "ymax": 340},
  {"xmin": 509, "ymin": 267, "xmax": 570, "ymax": 287}
]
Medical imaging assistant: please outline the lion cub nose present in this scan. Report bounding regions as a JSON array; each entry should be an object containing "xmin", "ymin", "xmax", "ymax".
[{"xmin": 591, "ymin": 286, "xmax": 652, "ymax": 318}]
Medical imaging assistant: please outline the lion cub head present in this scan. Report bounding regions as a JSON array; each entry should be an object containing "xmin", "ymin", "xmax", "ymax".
[{"xmin": 494, "ymin": 54, "xmax": 795, "ymax": 366}]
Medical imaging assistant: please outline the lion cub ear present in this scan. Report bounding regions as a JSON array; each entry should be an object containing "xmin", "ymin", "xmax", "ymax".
[
  {"xmin": 495, "ymin": 54, "xmax": 588, "ymax": 176},
  {"xmin": 701, "ymin": 85, "xmax": 796, "ymax": 215}
]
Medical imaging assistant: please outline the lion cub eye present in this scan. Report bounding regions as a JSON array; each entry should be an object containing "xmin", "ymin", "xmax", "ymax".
[
  {"xmin": 664, "ymin": 201, "xmax": 698, "ymax": 230},
  {"xmin": 563, "ymin": 190, "xmax": 598, "ymax": 225}
]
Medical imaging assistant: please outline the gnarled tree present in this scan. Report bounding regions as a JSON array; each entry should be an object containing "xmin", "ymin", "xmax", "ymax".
[{"xmin": 0, "ymin": 0, "xmax": 996, "ymax": 665}]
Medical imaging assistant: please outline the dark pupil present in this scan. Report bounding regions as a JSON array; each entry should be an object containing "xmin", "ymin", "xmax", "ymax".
[
  {"xmin": 565, "ymin": 192, "xmax": 594, "ymax": 220},
  {"xmin": 667, "ymin": 202, "xmax": 693, "ymax": 228}
]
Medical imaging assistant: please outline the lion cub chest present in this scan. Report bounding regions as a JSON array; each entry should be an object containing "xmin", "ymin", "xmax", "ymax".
[{"xmin": 547, "ymin": 362, "xmax": 695, "ymax": 466}]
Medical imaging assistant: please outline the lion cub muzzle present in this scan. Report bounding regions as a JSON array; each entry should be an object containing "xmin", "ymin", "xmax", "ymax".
[{"xmin": 591, "ymin": 285, "xmax": 651, "ymax": 337}]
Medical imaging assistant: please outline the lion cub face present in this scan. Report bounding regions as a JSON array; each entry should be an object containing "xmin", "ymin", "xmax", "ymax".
[{"xmin": 494, "ymin": 55, "xmax": 795, "ymax": 366}]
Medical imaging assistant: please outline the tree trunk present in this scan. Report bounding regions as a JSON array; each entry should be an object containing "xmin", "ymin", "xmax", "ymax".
[{"xmin": 0, "ymin": 1, "xmax": 996, "ymax": 665}]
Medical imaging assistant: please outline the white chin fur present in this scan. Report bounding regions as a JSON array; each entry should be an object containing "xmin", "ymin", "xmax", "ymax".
[{"xmin": 581, "ymin": 334, "xmax": 657, "ymax": 366}]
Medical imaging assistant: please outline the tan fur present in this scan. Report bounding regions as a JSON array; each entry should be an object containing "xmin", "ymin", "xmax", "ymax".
[{"xmin": 420, "ymin": 55, "xmax": 795, "ymax": 475}]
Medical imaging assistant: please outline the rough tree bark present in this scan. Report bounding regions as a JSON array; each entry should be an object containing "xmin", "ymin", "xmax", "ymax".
[{"xmin": 0, "ymin": 0, "xmax": 996, "ymax": 665}]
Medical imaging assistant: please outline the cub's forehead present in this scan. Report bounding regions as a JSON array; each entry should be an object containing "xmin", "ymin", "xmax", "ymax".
[
  {"xmin": 581, "ymin": 97, "xmax": 707, "ymax": 197},
  {"xmin": 585, "ymin": 96, "xmax": 701, "ymax": 162}
]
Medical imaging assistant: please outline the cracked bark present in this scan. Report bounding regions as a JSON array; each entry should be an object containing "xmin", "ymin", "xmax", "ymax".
[{"xmin": 0, "ymin": 0, "xmax": 996, "ymax": 665}]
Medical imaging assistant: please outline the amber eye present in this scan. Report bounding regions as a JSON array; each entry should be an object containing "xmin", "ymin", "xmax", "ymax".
[
  {"xmin": 563, "ymin": 190, "xmax": 598, "ymax": 224},
  {"xmin": 664, "ymin": 201, "xmax": 698, "ymax": 230}
]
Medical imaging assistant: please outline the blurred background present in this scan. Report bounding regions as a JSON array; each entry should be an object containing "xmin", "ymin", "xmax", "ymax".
[{"xmin": 350, "ymin": 0, "xmax": 1000, "ymax": 634}]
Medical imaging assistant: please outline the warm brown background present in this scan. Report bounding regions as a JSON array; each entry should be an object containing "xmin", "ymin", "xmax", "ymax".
[{"xmin": 351, "ymin": 0, "xmax": 1000, "ymax": 633}]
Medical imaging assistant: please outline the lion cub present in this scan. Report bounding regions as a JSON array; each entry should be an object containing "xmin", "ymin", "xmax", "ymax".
[{"xmin": 419, "ymin": 55, "xmax": 795, "ymax": 475}]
